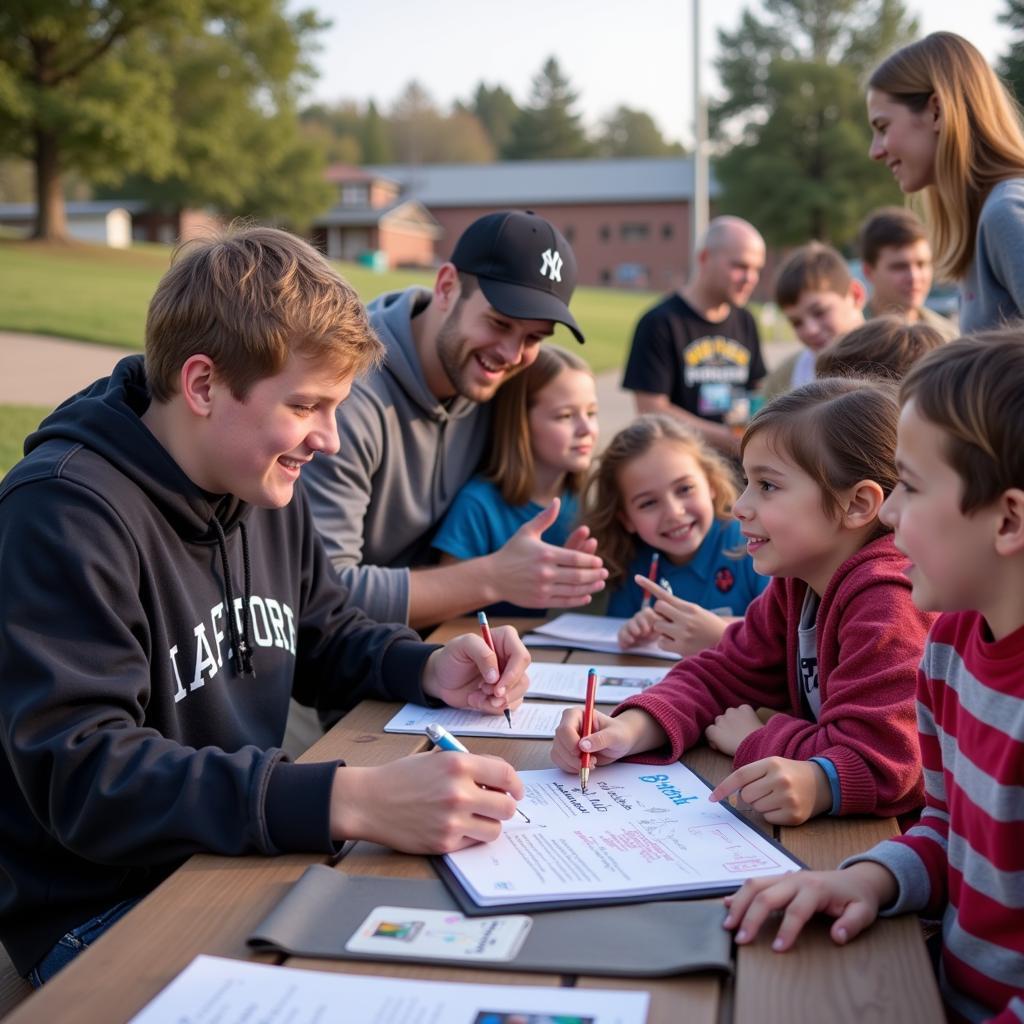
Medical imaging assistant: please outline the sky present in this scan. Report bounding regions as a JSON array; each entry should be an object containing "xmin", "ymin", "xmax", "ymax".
[{"xmin": 304, "ymin": 0, "xmax": 1011, "ymax": 146}]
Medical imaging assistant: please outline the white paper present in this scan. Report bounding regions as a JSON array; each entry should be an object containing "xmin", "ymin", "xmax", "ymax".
[
  {"xmin": 128, "ymin": 954, "xmax": 649, "ymax": 1024},
  {"xmin": 527, "ymin": 663, "xmax": 670, "ymax": 703},
  {"xmin": 444, "ymin": 761, "xmax": 802, "ymax": 907},
  {"xmin": 385, "ymin": 701, "xmax": 574, "ymax": 739},
  {"xmin": 525, "ymin": 613, "xmax": 679, "ymax": 660}
]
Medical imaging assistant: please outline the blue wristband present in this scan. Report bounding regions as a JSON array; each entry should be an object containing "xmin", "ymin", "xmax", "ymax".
[{"xmin": 809, "ymin": 756, "xmax": 841, "ymax": 816}]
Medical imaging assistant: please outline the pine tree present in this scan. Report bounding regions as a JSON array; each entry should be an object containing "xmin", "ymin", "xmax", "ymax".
[{"xmin": 505, "ymin": 57, "xmax": 591, "ymax": 160}]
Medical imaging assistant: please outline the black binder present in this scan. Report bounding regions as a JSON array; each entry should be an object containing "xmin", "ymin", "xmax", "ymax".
[{"xmin": 248, "ymin": 864, "xmax": 733, "ymax": 977}]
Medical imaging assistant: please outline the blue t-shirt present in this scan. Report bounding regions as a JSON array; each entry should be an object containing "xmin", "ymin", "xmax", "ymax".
[
  {"xmin": 432, "ymin": 476, "xmax": 580, "ymax": 616},
  {"xmin": 606, "ymin": 519, "xmax": 768, "ymax": 618}
]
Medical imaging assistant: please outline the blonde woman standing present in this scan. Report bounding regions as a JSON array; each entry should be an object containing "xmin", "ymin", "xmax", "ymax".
[{"xmin": 867, "ymin": 32, "xmax": 1024, "ymax": 332}]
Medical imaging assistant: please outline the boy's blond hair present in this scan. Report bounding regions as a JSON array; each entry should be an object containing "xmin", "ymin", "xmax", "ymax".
[
  {"xmin": 774, "ymin": 242, "xmax": 852, "ymax": 309},
  {"xmin": 901, "ymin": 331, "xmax": 1024, "ymax": 512},
  {"xmin": 584, "ymin": 414, "xmax": 738, "ymax": 588},
  {"xmin": 145, "ymin": 225, "xmax": 383, "ymax": 402},
  {"xmin": 815, "ymin": 317, "xmax": 946, "ymax": 382}
]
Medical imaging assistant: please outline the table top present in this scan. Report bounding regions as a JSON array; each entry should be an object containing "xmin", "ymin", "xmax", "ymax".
[{"xmin": 6, "ymin": 617, "xmax": 944, "ymax": 1024}]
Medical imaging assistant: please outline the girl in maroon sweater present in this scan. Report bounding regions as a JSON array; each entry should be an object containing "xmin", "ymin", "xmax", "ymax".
[{"xmin": 553, "ymin": 378, "xmax": 934, "ymax": 825}]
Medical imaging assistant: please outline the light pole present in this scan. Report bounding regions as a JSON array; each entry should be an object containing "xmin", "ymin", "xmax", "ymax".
[{"xmin": 691, "ymin": 0, "xmax": 709, "ymax": 274}]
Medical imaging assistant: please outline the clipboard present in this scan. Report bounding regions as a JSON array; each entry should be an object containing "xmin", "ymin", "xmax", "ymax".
[
  {"xmin": 431, "ymin": 764, "xmax": 807, "ymax": 916},
  {"xmin": 248, "ymin": 865, "xmax": 734, "ymax": 978}
]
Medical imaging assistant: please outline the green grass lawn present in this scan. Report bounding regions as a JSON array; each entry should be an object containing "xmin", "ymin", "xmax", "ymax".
[
  {"xmin": 0, "ymin": 239, "xmax": 658, "ymax": 373},
  {"xmin": 0, "ymin": 405, "xmax": 50, "ymax": 476}
]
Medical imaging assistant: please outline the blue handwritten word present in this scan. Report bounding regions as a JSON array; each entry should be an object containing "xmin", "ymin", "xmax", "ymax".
[{"xmin": 638, "ymin": 773, "xmax": 698, "ymax": 806}]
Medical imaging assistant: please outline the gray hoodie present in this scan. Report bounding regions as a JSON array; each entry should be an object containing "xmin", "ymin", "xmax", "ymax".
[{"xmin": 301, "ymin": 287, "xmax": 491, "ymax": 623}]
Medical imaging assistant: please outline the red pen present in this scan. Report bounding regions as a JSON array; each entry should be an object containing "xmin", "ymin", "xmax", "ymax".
[
  {"xmin": 477, "ymin": 611, "xmax": 512, "ymax": 728},
  {"xmin": 641, "ymin": 551, "xmax": 660, "ymax": 609},
  {"xmin": 580, "ymin": 667, "xmax": 598, "ymax": 792}
]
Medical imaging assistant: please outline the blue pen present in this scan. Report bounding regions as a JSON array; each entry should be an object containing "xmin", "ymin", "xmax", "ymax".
[{"xmin": 424, "ymin": 723, "xmax": 530, "ymax": 822}]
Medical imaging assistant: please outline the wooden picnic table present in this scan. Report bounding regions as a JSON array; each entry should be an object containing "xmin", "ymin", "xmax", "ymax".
[{"xmin": 3, "ymin": 617, "xmax": 944, "ymax": 1024}]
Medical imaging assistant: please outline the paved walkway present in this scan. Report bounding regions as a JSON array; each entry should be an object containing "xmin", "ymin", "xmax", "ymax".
[{"xmin": 0, "ymin": 330, "xmax": 800, "ymax": 446}]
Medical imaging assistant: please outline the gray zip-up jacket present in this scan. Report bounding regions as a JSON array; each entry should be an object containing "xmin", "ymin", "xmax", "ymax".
[{"xmin": 301, "ymin": 288, "xmax": 491, "ymax": 624}]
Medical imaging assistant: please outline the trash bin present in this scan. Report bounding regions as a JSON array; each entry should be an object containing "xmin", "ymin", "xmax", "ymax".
[{"xmin": 357, "ymin": 249, "xmax": 389, "ymax": 272}]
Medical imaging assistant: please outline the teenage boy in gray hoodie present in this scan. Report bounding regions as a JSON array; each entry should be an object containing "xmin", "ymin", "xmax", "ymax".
[{"xmin": 302, "ymin": 210, "xmax": 608, "ymax": 629}]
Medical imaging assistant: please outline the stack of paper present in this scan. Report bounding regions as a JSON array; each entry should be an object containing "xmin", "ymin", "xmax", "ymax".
[
  {"xmin": 524, "ymin": 613, "xmax": 680, "ymax": 660},
  {"xmin": 128, "ymin": 955, "xmax": 649, "ymax": 1023},
  {"xmin": 384, "ymin": 701, "xmax": 572, "ymax": 739},
  {"xmin": 527, "ymin": 662, "xmax": 670, "ymax": 702}
]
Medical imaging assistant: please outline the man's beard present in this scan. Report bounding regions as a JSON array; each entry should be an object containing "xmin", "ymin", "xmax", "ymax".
[{"xmin": 436, "ymin": 307, "xmax": 508, "ymax": 403}]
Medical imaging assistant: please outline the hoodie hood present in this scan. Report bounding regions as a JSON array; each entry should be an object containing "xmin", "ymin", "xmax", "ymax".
[
  {"xmin": 367, "ymin": 288, "xmax": 481, "ymax": 423},
  {"xmin": 23, "ymin": 354, "xmax": 248, "ymax": 542}
]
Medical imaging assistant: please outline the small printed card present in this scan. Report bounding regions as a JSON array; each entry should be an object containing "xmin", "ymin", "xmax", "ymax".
[{"xmin": 345, "ymin": 906, "xmax": 533, "ymax": 963}]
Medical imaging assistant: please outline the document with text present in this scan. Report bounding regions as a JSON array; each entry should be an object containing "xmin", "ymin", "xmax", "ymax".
[
  {"xmin": 128, "ymin": 954, "xmax": 649, "ymax": 1024},
  {"xmin": 524, "ymin": 613, "xmax": 679, "ymax": 660},
  {"xmin": 527, "ymin": 662, "xmax": 670, "ymax": 703},
  {"xmin": 441, "ymin": 761, "xmax": 802, "ymax": 909},
  {"xmin": 385, "ymin": 701, "xmax": 573, "ymax": 739}
]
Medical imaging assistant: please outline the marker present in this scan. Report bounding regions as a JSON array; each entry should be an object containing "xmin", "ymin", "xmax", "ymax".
[
  {"xmin": 424, "ymin": 722, "xmax": 530, "ymax": 822},
  {"xmin": 580, "ymin": 668, "xmax": 598, "ymax": 793},
  {"xmin": 478, "ymin": 611, "xmax": 512, "ymax": 728},
  {"xmin": 641, "ymin": 552, "xmax": 660, "ymax": 609}
]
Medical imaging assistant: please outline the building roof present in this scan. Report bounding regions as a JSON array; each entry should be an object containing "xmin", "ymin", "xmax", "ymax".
[
  {"xmin": 0, "ymin": 200, "xmax": 147, "ymax": 221},
  {"xmin": 363, "ymin": 157, "xmax": 718, "ymax": 207},
  {"xmin": 315, "ymin": 198, "xmax": 441, "ymax": 236}
]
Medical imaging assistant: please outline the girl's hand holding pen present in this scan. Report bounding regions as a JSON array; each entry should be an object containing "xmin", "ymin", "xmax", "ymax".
[
  {"xmin": 551, "ymin": 706, "xmax": 668, "ymax": 774},
  {"xmin": 633, "ymin": 575, "xmax": 731, "ymax": 656},
  {"xmin": 422, "ymin": 626, "xmax": 530, "ymax": 714}
]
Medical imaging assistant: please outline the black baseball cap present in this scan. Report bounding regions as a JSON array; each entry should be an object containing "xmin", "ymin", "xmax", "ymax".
[{"xmin": 449, "ymin": 210, "xmax": 584, "ymax": 343}]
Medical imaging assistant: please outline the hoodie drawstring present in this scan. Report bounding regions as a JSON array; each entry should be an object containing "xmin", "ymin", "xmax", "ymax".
[{"xmin": 211, "ymin": 517, "xmax": 255, "ymax": 676}]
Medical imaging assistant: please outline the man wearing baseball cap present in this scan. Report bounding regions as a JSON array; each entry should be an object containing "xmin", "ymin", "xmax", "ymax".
[{"xmin": 302, "ymin": 210, "xmax": 605, "ymax": 633}]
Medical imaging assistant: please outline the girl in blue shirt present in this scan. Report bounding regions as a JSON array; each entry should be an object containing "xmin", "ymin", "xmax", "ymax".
[
  {"xmin": 433, "ymin": 346, "xmax": 599, "ymax": 615},
  {"xmin": 587, "ymin": 413, "xmax": 768, "ymax": 655}
]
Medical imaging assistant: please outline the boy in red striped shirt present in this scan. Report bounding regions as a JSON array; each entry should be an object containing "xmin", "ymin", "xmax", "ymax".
[{"xmin": 722, "ymin": 333, "xmax": 1024, "ymax": 1023}]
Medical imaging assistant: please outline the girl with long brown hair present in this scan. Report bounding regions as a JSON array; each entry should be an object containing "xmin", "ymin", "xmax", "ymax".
[
  {"xmin": 867, "ymin": 32, "xmax": 1024, "ymax": 331},
  {"xmin": 432, "ymin": 346, "xmax": 599, "ymax": 615}
]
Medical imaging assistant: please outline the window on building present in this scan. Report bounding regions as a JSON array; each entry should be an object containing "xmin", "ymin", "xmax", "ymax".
[
  {"xmin": 620, "ymin": 222, "xmax": 650, "ymax": 241},
  {"xmin": 563, "ymin": 225, "xmax": 575, "ymax": 243},
  {"xmin": 340, "ymin": 184, "xmax": 369, "ymax": 207},
  {"xmin": 600, "ymin": 269, "xmax": 611, "ymax": 285},
  {"xmin": 661, "ymin": 223, "xmax": 674, "ymax": 240},
  {"xmin": 599, "ymin": 225, "xmax": 611, "ymax": 242}
]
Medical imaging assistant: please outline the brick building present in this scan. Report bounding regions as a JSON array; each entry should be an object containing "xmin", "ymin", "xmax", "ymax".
[{"xmin": 361, "ymin": 157, "xmax": 716, "ymax": 290}]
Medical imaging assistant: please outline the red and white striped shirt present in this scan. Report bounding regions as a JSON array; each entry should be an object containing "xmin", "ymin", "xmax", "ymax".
[{"xmin": 849, "ymin": 611, "xmax": 1024, "ymax": 1023}]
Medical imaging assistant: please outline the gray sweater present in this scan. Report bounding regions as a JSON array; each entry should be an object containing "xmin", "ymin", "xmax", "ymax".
[
  {"xmin": 300, "ymin": 288, "xmax": 490, "ymax": 623},
  {"xmin": 960, "ymin": 177, "xmax": 1024, "ymax": 333}
]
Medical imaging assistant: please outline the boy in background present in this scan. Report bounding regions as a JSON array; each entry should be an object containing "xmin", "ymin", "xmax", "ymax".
[
  {"xmin": 859, "ymin": 207, "xmax": 958, "ymax": 341},
  {"xmin": 762, "ymin": 243, "xmax": 865, "ymax": 400},
  {"xmin": 723, "ymin": 334, "xmax": 1024, "ymax": 1023},
  {"xmin": 815, "ymin": 317, "xmax": 945, "ymax": 382},
  {"xmin": 0, "ymin": 227, "xmax": 530, "ymax": 986}
]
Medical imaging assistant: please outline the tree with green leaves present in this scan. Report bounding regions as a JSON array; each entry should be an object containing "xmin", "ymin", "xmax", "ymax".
[
  {"xmin": 596, "ymin": 106, "xmax": 683, "ymax": 158},
  {"xmin": 469, "ymin": 83, "xmax": 522, "ymax": 157},
  {"xmin": 712, "ymin": 0, "xmax": 918, "ymax": 247},
  {"xmin": 999, "ymin": 1, "xmax": 1024, "ymax": 103},
  {"xmin": 505, "ymin": 57, "xmax": 591, "ymax": 160},
  {"xmin": 0, "ymin": 0, "xmax": 331, "ymax": 239},
  {"xmin": 361, "ymin": 101, "xmax": 392, "ymax": 165}
]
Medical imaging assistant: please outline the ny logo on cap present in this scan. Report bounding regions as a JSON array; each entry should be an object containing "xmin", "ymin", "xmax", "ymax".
[{"xmin": 539, "ymin": 248, "xmax": 563, "ymax": 283}]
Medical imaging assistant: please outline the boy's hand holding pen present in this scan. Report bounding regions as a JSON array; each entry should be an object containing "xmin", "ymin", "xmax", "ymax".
[{"xmin": 421, "ymin": 619, "xmax": 530, "ymax": 716}]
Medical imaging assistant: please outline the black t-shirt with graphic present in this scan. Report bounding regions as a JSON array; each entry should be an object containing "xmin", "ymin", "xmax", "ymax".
[{"xmin": 622, "ymin": 294, "xmax": 766, "ymax": 422}]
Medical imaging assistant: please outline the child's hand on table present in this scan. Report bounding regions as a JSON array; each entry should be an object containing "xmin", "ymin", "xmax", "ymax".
[
  {"xmin": 704, "ymin": 703, "xmax": 764, "ymax": 755},
  {"xmin": 709, "ymin": 755, "xmax": 833, "ymax": 825},
  {"xmin": 722, "ymin": 861, "xmax": 898, "ymax": 951}
]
